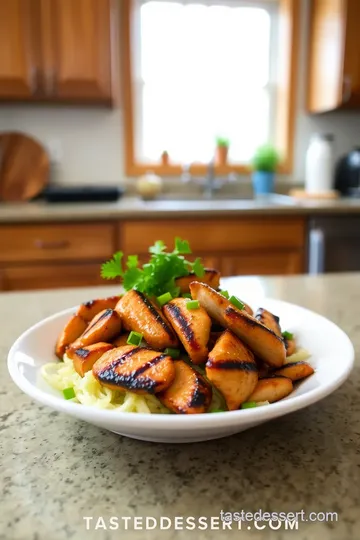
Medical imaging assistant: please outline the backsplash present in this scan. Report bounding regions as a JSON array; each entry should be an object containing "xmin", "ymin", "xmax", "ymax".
[{"xmin": 0, "ymin": 0, "xmax": 359, "ymax": 188}]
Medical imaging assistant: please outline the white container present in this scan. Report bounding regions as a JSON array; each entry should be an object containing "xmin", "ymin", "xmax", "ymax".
[{"xmin": 305, "ymin": 134, "xmax": 334, "ymax": 193}]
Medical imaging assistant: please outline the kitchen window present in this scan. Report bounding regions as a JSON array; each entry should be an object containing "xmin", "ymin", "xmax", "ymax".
[{"xmin": 121, "ymin": 0, "xmax": 299, "ymax": 176}]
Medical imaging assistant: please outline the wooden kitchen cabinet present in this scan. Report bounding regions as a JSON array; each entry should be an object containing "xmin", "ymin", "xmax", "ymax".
[
  {"xmin": 40, "ymin": 0, "xmax": 113, "ymax": 102},
  {"xmin": 0, "ymin": 0, "xmax": 114, "ymax": 103},
  {"xmin": 0, "ymin": 221, "xmax": 116, "ymax": 291},
  {"xmin": 2, "ymin": 262, "xmax": 106, "ymax": 291},
  {"xmin": 307, "ymin": 0, "xmax": 360, "ymax": 112},
  {"xmin": 120, "ymin": 218, "xmax": 306, "ymax": 276},
  {"xmin": 0, "ymin": 0, "xmax": 39, "ymax": 99}
]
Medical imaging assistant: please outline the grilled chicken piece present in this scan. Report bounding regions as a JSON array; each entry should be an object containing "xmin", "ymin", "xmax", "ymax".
[
  {"xmin": 71, "ymin": 309, "xmax": 122, "ymax": 349},
  {"xmin": 163, "ymin": 298, "xmax": 211, "ymax": 364},
  {"xmin": 115, "ymin": 290, "xmax": 178, "ymax": 350},
  {"xmin": 243, "ymin": 303, "xmax": 254, "ymax": 317},
  {"xmin": 55, "ymin": 314, "xmax": 87, "ymax": 359},
  {"xmin": 176, "ymin": 269, "xmax": 220, "ymax": 294},
  {"xmin": 224, "ymin": 307, "xmax": 286, "ymax": 368},
  {"xmin": 112, "ymin": 333, "xmax": 131, "ymax": 347},
  {"xmin": 208, "ymin": 330, "xmax": 224, "ymax": 350},
  {"xmin": 206, "ymin": 330, "xmax": 258, "ymax": 410},
  {"xmin": 158, "ymin": 360, "xmax": 212, "ymax": 414},
  {"xmin": 76, "ymin": 296, "xmax": 121, "ymax": 322},
  {"xmin": 255, "ymin": 308, "xmax": 281, "ymax": 337},
  {"xmin": 284, "ymin": 337, "xmax": 296, "ymax": 357},
  {"xmin": 256, "ymin": 358, "xmax": 270, "ymax": 378},
  {"xmin": 273, "ymin": 361, "xmax": 314, "ymax": 381},
  {"xmin": 190, "ymin": 282, "xmax": 286, "ymax": 368},
  {"xmin": 247, "ymin": 376, "xmax": 293, "ymax": 403},
  {"xmin": 92, "ymin": 345, "xmax": 175, "ymax": 394},
  {"xmin": 67, "ymin": 342, "xmax": 114, "ymax": 377}
]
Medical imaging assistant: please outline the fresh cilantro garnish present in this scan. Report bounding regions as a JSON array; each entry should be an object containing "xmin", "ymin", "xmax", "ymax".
[
  {"xmin": 174, "ymin": 237, "xmax": 192, "ymax": 254},
  {"xmin": 100, "ymin": 251, "xmax": 124, "ymax": 280},
  {"xmin": 100, "ymin": 238, "xmax": 205, "ymax": 297},
  {"xmin": 282, "ymin": 331, "xmax": 294, "ymax": 340},
  {"xmin": 192, "ymin": 257, "xmax": 206, "ymax": 277}
]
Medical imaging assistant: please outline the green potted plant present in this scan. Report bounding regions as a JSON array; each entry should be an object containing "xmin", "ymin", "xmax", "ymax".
[
  {"xmin": 251, "ymin": 144, "xmax": 280, "ymax": 196},
  {"xmin": 215, "ymin": 137, "xmax": 230, "ymax": 165}
]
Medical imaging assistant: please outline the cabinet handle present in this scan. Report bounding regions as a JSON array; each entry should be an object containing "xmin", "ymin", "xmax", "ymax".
[
  {"xmin": 34, "ymin": 239, "xmax": 70, "ymax": 249},
  {"xmin": 342, "ymin": 75, "xmax": 352, "ymax": 104},
  {"xmin": 46, "ymin": 68, "xmax": 56, "ymax": 95}
]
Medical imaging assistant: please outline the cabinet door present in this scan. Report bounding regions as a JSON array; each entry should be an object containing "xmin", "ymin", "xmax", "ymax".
[
  {"xmin": 0, "ymin": 0, "xmax": 39, "ymax": 99},
  {"xmin": 2, "ymin": 263, "xmax": 106, "ymax": 291},
  {"xmin": 219, "ymin": 251, "xmax": 304, "ymax": 277},
  {"xmin": 307, "ymin": 0, "xmax": 360, "ymax": 112},
  {"xmin": 342, "ymin": 0, "xmax": 360, "ymax": 108},
  {"xmin": 41, "ymin": 0, "xmax": 112, "ymax": 102}
]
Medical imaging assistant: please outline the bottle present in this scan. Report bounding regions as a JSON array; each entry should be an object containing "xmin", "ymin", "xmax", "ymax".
[{"xmin": 305, "ymin": 134, "xmax": 334, "ymax": 193}]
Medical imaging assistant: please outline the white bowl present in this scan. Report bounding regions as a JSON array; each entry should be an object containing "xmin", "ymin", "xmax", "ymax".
[{"xmin": 8, "ymin": 299, "xmax": 354, "ymax": 443}]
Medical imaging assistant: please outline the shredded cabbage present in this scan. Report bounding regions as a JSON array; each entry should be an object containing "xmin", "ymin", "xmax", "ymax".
[
  {"xmin": 41, "ymin": 355, "xmax": 170, "ymax": 414},
  {"xmin": 285, "ymin": 348, "xmax": 311, "ymax": 365}
]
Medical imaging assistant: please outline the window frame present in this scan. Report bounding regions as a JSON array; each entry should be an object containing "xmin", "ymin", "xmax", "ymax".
[{"xmin": 120, "ymin": 0, "xmax": 300, "ymax": 177}]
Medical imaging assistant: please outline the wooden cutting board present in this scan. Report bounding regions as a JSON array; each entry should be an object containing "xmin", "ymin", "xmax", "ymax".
[{"xmin": 0, "ymin": 132, "xmax": 49, "ymax": 201}]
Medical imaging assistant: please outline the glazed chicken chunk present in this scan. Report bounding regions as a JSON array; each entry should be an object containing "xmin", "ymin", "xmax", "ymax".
[
  {"xmin": 55, "ymin": 314, "xmax": 88, "ymax": 359},
  {"xmin": 175, "ymin": 268, "xmax": 220, "ymax": 294},
  {"xmin": 76, "ymin": 296, "xmax": 122, "ymax": 322},
  {"xmin": 158, "ymin": 360, "xmax": 212, "ymax": 414},
  {"xmin": 206, "ymin": 330, "xmax": 258, "ymax": 410},
  {"xmin": 163, "ymin": 298, "xmax": 211, "ymax": 364},
  {"xmin": 255, "ymin": 308, "xmax": 282, "ymax": 337},
  {"xmin": 92, "ymin": 345, "xmax": 175, "ymax": 394},
  {"xmin": 190, "ymin": 282, "xmax": 286, "ymax": 368},
  {"xmin": 115, "ymin": 290, "xmax": 179, "ymax": 350},
  {"xmin": 71, "ymin": 309, "xmax": 122, "ymax": 349}
]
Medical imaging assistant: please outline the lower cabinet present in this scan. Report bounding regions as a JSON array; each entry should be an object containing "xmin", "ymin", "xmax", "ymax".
[
  {"xmin": 2, "ymin": 262, "xmax": 106, "ymax": 291},
  {"xmin": 0, "ymin": 215, "xmax": 306, "ymax": 291},
  {"xmin": 120, "ymin": 217, "xmax": 306, "ymax": 277}
]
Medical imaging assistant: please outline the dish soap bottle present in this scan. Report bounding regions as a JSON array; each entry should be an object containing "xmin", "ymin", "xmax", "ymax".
[{"xmin": 305, "ymin": 134, "xmax": 334, "ymax": 194}]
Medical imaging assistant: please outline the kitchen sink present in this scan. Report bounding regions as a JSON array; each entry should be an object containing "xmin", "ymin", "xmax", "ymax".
[{"xmin": 143, "ymin": 193, "xmax": 298, "ymax": 206}]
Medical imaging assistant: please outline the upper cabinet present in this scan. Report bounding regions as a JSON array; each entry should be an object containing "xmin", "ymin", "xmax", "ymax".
[
  {"xmin": 40, "ymin": 0, "xmax": 113, "ymax": 102},
  {"xmin": 0, "ymin": 0, "xmax": 39, "ymax": 99},
  {"xmin": 307, "ymin": 0, "xmax": 360, "ymax": 113},
  {"xmin": 0, "ymin": 0, "xmax": 114, "ymax": 104}
]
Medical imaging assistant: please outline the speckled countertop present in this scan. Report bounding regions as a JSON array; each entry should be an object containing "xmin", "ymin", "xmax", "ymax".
[
  {"xmin": 1, "ymin": 196, "xmax": 360, "ymax": 223},
  {"xmin": 1, "ymin": 273, "xmax": 359, "ymax": 540}
]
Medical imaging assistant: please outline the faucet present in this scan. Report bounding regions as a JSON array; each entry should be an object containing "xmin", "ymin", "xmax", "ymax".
[{"xmin": 181, "ymin": 160, "xmax": 236, "ymax": 199}]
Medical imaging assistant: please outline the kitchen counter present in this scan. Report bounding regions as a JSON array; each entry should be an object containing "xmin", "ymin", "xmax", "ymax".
[
  {"xmin": 1, "ymin": 196, "xmax": 360, "ymax": 223},
  {"xmin": 1, "ymin": 273, "xmax": 359, "ymax": 540}
]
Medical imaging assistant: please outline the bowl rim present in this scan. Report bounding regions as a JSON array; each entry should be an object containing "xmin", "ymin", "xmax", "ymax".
[{"xmin": 7, "ymin": 300, "xmax": 355, "ymax": 429}]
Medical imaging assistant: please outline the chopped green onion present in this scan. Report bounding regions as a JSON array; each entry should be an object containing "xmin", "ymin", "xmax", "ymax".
[
  {"xmin": 164, "ymin": 348, "xmax": 180, "ymax": 359},
  {"xmin": 220, "ymin": 290, "xmax": 229, "ymax": 299},
  {"xmin": 182, "ymin": 293, "xmax": 192, "ymax": 299},
  {"xmin": 127, "ymin": 331, "xmax": 143, "ymax": 346},
  {"xmin": 63, "ymin": 387, "xmax": 76, "ymax": 400},
  {"xmin": 186, "ymin": 300, "xmax": 200, "ymax": 310},
  {"xmin": 157, "ymin": 292, "xmax": 172, "ymax": 306},
  {"xmin": 211, "ymin": 408, "xmax": 226, "ymax": 413},
  {"xmin": 282, "ymin": 331, "xmax": 294, "ymax": 340},
  {"xmin": 229, "ymin": 295, "xmax": 245, "ymax": 311},
  {"xmin": 241, "ymin": 401, "xmax": 257, "ymax": 409}
]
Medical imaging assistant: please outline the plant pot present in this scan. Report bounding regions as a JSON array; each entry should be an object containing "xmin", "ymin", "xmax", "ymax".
[
  {"xmin": 216, "ymin": 145, "xmax": 228, "ymax": 166},
  {"xmin": 252, "ymin": 171, "xmax": 275, "ymax": 197},
  {"xmin": 161, "ymin": 151, "xmax": 169, "ymax": 166}
]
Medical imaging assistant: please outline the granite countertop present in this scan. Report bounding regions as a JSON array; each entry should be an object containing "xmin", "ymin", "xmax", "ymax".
[
  {"xmin": 1, "ymin": 196, "xmax": 360, "ymax": 223},
  {"xmin": 1, "ymin": 273, "xmax": 359, "ymax": 540}
]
